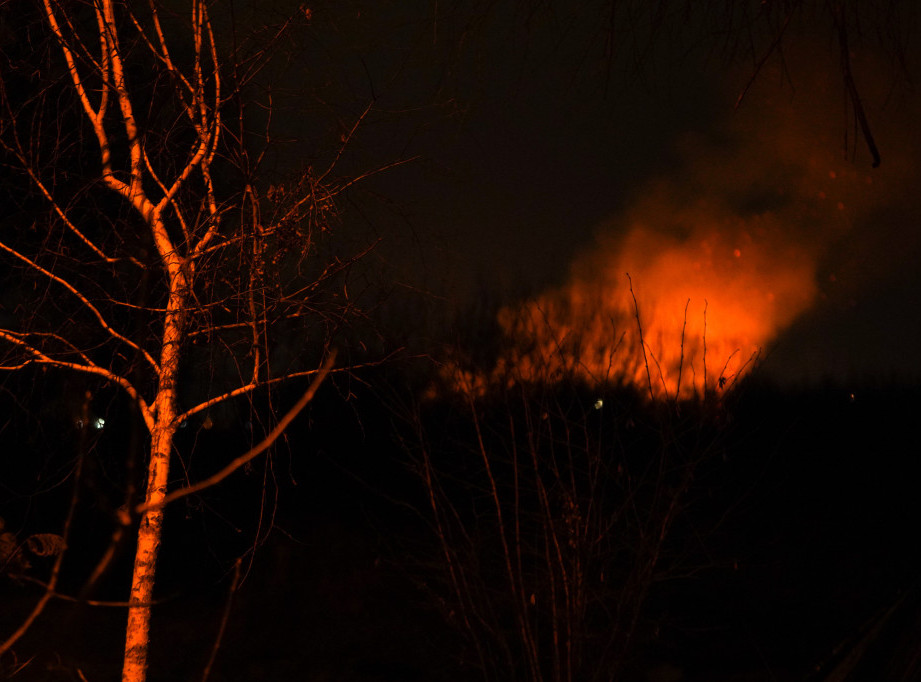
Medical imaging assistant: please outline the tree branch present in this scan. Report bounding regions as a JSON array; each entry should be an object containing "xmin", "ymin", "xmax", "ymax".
[
  {"xmin": 835, "ymin": 3, "xmax": 881, "ymax": 168},
  {"xmin": 98, "ymin": 0, "xmax": 144, "ymax": 193},
  {"xmin": 176, "ymin": 350, "xmax": 399, "ymax": 424},
  {"xmin": 0, "ymin": 239, "xmax": 160, "ymax": 372},
  {"xmin": 0, "ymin": 328, "xmax": 154, "ymax": 431},
  {"xmin": 0, "ymin": 402, "xmax": 86, "ymax": 658},
  {"xmin": 137, "ymin": 349, "xmax": 337, "ymax": 514}
]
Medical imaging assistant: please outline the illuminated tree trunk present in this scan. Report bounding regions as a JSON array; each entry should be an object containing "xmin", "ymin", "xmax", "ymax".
[
  {"xmin": 122, "ymin": 271, "xmax": 187, "ymax": 682},
  {"xmin": 1, "ymin": 2, "xmax": 354, "ymax": 679}
]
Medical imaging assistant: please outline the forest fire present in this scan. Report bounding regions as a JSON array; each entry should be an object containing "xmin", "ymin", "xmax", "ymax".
[
  {"xmin": 436, "ymin": 49, "xmax": 900, "ymax": 402},
  {"xmin": 442, "ymin": 131, "xmax": 877, "ymax": 400},
  {"xmin": 488, "ymin": 211, "xmax": 819, "ymax": 400}
]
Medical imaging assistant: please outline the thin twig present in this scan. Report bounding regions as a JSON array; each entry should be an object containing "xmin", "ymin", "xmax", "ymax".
[
  {"xmin": 626, "ymin": 274, "xmax": 655, "ymax": 402},
  {"xmin": 734, "ymin": 5, "xmax": 795, "ymax": 110},
  {"xmin": 674, "ymin": 298, "xmax": 690, "ymax": 404},
  {"xmin": 835, "ymin": 4, "xmax": 881, "ymax": 167},
  {"xmin": 201, "ymin": 558, "xmax": 241, "ymax": 682},
  {"xmin": 176, "ymin": 349, "xmax": 399, "ymax": 423},
  {"xmin": 0, "ymin": 394, "xmax": 89, "ymax": 657}
]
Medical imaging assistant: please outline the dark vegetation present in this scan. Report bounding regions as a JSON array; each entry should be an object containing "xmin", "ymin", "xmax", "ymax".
[{"xmin": 3, "ymin": 352, "xmax": 920, "ymax": 680}]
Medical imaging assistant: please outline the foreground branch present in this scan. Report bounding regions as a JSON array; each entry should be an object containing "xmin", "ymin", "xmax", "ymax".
[
  {"xmin": 137, "ymin": 350, "xmax": 337, "ymax": 515},
  {"xmin": 0, "ymin": 329, "xmax": 154, "ymax": 430}
]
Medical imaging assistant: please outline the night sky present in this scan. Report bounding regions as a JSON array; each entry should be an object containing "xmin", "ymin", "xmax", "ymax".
[{"xmin": 296, "ymin": 1, "xmax": 921, "ymax": 388}]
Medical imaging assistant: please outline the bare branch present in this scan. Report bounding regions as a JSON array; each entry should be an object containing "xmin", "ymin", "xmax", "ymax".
[
  {"xmin": 834, "ymin": 3, "xmax": 882, "ymax": 167},
  {"xmin": 99, "ymin": 0, "xmax": 143, "ymax": 192},
  {"xmin": 1, "ymin": 13, "xmax": 126, "ymax": 264},
  {"xmin": 176, "ymin": 350, "xmax": 399, "ymax": 424},
  {"xmin": 734, "ymin": 4, "xmax": 796, "ymax": 110},
  {"xmin": 127, "ymin": 1, "xmax": 195, "ymax": 102},
  {"xmin": 141, "ymin": 145, "xmax": 193, "ymax": 246},
  {"xmin": 0, "ymin": 328, "xmax": 154, "ymax": 431},
  {"xmin": 318, "ymin": 101, "xmax": 374, "ymax": 185},
  {"xmin": 0, "ymin": 404, "xmax": 86, "ymax": 658},
  {"xmin": 200, "ymin": 558, "xmax": 241, "ymax": 682},
  {"xmin": 626, "ymin": 273, "xmax": 655, "ymax": 402},
  {"xmin": 154, "ymin": 130, "xmax": 215, "ymax": 223},
  {"xmin": 0, "ymin": 239, "xmax": 160, "ymax": 372},
  {"xmin": 326, "ymin": 156, "xmax": 422, "ymax": 199},
  {"xmin": 8, "ymin": 151, "xmax": 124, "ymax": 264},
  {"xmin": 42, "ymin": 0, "xmax": 104, "ymax": 124},
  {"xmin": 138, "ymin": 350, "xmax": 338, "ymax": 514}
]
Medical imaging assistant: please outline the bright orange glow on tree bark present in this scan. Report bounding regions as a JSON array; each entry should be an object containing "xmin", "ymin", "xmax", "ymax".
[{"xmin": 0, "ymin": 2, "xmax": 340, "ymax": 680}]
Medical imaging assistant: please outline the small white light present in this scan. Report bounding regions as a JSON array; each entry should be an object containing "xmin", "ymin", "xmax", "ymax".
[
  {"xmin": 593, "ymin": 399, "xmax": 603, "ymax": 410},
  {"xmin": 93, "ymin": 417, "xmax": 105, "ymax": 430}
]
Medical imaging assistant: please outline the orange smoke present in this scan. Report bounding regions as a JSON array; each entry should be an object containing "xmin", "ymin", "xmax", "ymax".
[
  {"xmin": 445, "ymin": 154, "xmax": 846, "ymax": 401},
  {"xmin": 489, "ymin": 203, "xmax": 818, "ymax": 399},
  {"xmin": 441, "ymin": 47, "xmax": 901, "ymax": 401}
]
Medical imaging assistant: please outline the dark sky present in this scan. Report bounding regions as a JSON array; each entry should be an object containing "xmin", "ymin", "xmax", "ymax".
[{"xmin": 289, "ymin": 1, "xmax": 921, "ymax": 388}]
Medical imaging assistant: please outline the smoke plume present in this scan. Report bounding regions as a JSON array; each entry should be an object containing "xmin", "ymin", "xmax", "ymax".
[{"xmin": 447, "ymin": 43, "xmax": 911, "ymax": 399}]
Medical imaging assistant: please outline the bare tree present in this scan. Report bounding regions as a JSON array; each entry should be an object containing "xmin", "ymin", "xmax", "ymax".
[
  {"xmin": 0, "ymin": 1, "xmax": 383, "ymax": 679},
  {"xmin": 408, "ymin": 325, "xmax": 724, "ymax": 682}
]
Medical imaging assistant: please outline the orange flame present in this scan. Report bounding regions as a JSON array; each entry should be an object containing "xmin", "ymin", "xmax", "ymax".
[
  {"xmin": 442, "ymin": 62, "xmax": 909, "ymax": 400},
  {"xmin": 446, "ymin": 196, "xmax": 820, "ymax": 401},
  {"xmin": 440, "ymin": 51, "xmax": 907, "ymax": 401},
  {"xmin": 501, "ymin": 210, "xmax": 816, "ymax": 399}
]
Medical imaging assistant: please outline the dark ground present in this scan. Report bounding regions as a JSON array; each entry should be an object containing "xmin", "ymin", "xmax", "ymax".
[{"xmin": 2, "ymin": 374, "xmax": 921, "ymax": 681}]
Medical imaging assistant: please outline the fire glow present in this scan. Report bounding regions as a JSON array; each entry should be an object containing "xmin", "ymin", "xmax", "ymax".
[
  {"xmin": 447, "ymin": 189, "xmax": 827, "ymax": 401},
  {"xmin": 442, "ymin": 63, "xmax": 895, "ymax": 401},
  {"xmin": 495, "ymin": 211, "xmax": 817, "ymax": 400}
]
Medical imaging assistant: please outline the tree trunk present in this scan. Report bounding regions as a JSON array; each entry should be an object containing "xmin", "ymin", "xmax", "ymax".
[{"xmin": 122, "ymin": 275, "xmax": 186, "ymax": 682}]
